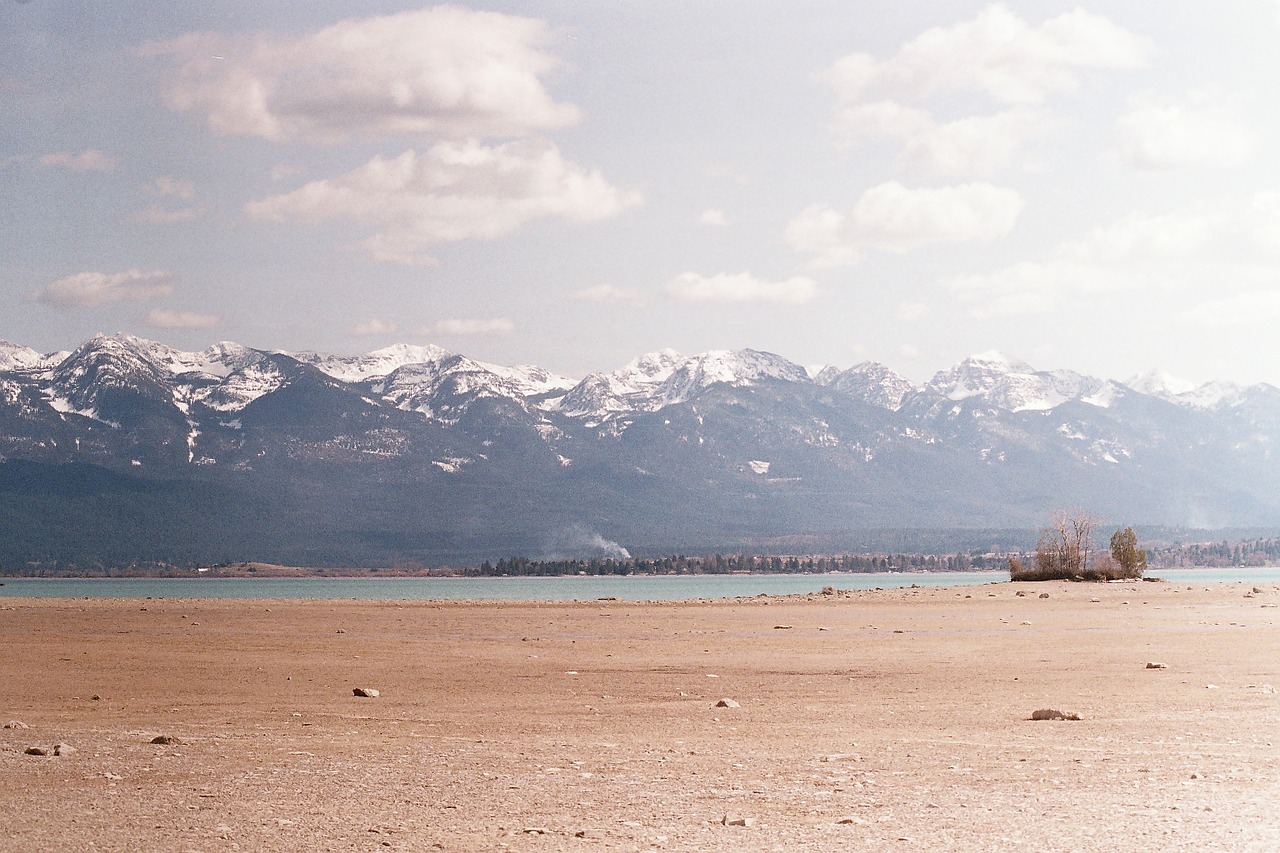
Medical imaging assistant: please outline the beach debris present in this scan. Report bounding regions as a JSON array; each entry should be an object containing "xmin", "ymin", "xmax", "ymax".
[
  {"xmin": 1030, "ymin": 709, "xmax": 1081, "ymax": 721},
  {"xmin": 353, "ymin": 687, "xmax": 380, "ymax": 698},
  {"xmin": 3, "ymin": 720, "xmax": 28, "ymax": 729},
  {"xmin": 1146, "ymin": 662, "xmax": 1168, "ymax": 670},
  {"xmin": 150, "ymin": 735, "xmax": 182, "ymax": 745},
  {"xmin": 715, "ymin": 698, "xmax": 741, "ymax": 708},
  {"xmin": 53, "ymin": 742, "xmax": 76, "ymax": 756},
  {"xmin": 722, "ymin": 814, "xmax": 756, "ymax": 827}
]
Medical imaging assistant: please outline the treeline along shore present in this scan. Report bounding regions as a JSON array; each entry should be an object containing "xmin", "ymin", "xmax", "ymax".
[{"xmin": 5, "ymin": 536, "xmax": 1280, "ymax": 578}]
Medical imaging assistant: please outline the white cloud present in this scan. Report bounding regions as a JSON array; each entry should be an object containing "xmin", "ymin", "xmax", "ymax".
[
  {"xmin": 698, "ymin": 208, "xmax": 729, "ymax": 227},
  {"xmin": 1176, "ymin": 290, "xmax": 1280, "ymax": 327},
  {"xmin": 824, "ymin": 5, "xmax": 1151, "ymax": 107},
  {"xmin": 246, "ymin": 139, "xmax": 641, "ymax": 265},
  {"xmin": 353, "ymin": 318, "xmax": 397, "ymax": 336},
  {"xmin": 420, "ymin": 318, "xmax": 514, "ymax": 337},
  {"xmin": 665, "ymin": 271, "xmax": 819, "ymax": 305},
  {"xmin": 148, "ymin": 176, "xmax": 196, "ymax": 200},
  {"xmin": 30, "ymin": 269, "xmax": 175, "ymax": 308},
  {"xmin": 146, "ymin": 308, "xmax": 220, "ymax": 329},
  {"xmin": 1114, "ymin": 90, "xmax": 1257, "ymax": 170},
  {"xmin": 38, "ymin": 149, "xmax": 117, "ymax": 173},
  {"xmin": 146, "ymin": 7, "xmax": 579, "ymax": 143},
  {"xmin": 950, "ymin": 197, "xmax": 1280, "ymax": 318},
  {"xmin": 132, "ymin": 204, "xmax": 206, "ymax": 225},
  {"xmin": 898, "ymin": 301, "xmax": 930, "ymax": 321},
  {"xmin": 572, "ymin": 283, "xmax": 645, "ymax": 304},
  {"xmin": 786, "ymin": 181, "xmax": 1023, "ymax": 267}
]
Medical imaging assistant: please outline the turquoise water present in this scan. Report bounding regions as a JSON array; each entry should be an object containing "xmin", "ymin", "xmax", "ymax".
[{"xmin": 1, "ymin": 567, "xmax": 1275, "ymax": 601}]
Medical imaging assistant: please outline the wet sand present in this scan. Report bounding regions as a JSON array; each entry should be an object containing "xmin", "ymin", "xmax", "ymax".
[{"xmin": 3, "ymin": 580, "xmax": 1279, "ymax": 851}]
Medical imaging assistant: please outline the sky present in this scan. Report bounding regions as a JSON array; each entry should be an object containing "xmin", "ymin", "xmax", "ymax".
[{"xmin": 3, "ymin": 1, "xmax": 1280, "ymax": 387}]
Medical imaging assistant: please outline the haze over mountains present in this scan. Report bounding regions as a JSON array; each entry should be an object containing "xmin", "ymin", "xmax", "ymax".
[{"xmin": 2, "ymin": 334, "xmax": 1278, "ymax": 568}]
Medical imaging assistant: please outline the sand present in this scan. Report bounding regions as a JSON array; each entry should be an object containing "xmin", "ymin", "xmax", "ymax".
[{"xmin": 2, "ymin": 580, "xmax": 1279, "ymax": 851}]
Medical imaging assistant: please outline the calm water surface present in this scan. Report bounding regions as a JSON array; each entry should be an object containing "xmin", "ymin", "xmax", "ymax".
[{"xmin": 2, "ymin": 567, "xmax": 1277, "ymax": 601}]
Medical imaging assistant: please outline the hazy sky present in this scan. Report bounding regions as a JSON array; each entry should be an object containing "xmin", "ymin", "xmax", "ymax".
[{"xmin": 4, "ymin": 1, "xmax": 1280, "ymax": 385}]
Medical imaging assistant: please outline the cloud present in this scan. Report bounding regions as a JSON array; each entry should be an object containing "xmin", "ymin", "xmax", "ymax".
[
  {"xmin": 132, "ymin": 204, "xmax": 206, "ymax": 224},
  {"xmin": 29, "ymin": 269, "xmax": 175, "ymax": 308},
  {"xmin": 950, "ymin": 197, "xmax": 1280, "ymax": 318},
  {"xmin": 832, "ymin": 102, "xmax": 1060, "ymax": 177},
  {"xmin": 246, "ymin": 139, "xmax": 641, "ymax": 264},
  {"xmin": 698, "ymin": 208, "xmax": 729, "ymax": 227},
  {"xmin": 898, "ymin": 301, "xmax": 930, "ymax": 321},
  {"xmin": 146, "ymin": 7, "xmax": 579, "ymax": 143},
  {"xmin": 1176, "ymin": 290, "xmax": 1280, "ymax": 327},
  {"xmin": 352, "ymin": 318, "xmax": 397, "ymax": 336},
  {"xmin": 419, "ymin": 318, "xmax": 514, "ymax": 337},
  {"xmin": 1113, "ymin": 90, "xmax": 1257, "ymax": 170},
  {"xmin": 38, "ymin": 149, "xmax": 117, "ymax": 173},
  {"xmin": 572, "ymin": 283, "xmax": 646, "ymax": 304},
  {"xmin": 147, "ymin": 176, "xmax": 196, "ymax": 200},
  {"xmin": 824, "ymin": 5, "xmax": 1151, "ymax": 107},
  {"xmin": 786, "ymin": 181, "xmax": 1023, "ymax": 267},
  {"xmin": 665, "ymin": 271, "xmax": 819, "ymax": 305},
  {"xmin": 146, "ymin": 308, "xmax": 220, "ymax": 329}
]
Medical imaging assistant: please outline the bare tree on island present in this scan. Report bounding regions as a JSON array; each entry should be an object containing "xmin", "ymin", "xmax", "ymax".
[{"xmin": 1011, "ymin": 509, "xmax": 1145, "ymax": 581}]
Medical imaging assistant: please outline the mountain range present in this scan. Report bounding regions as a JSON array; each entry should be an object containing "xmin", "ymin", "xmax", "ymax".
[{"xmin": 2, "ymin": 334, "xmax": 1278, "ymax": 568}]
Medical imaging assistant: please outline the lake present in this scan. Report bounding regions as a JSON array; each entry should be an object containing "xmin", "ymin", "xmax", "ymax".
[{"xmin": 1, "ymin": 567, "xmax": 1277, "ymax": 601}]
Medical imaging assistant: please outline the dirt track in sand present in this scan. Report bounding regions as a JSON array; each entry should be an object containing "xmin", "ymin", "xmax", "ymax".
[{"xmin": 3, "ymin": 580, "xmax": 1280, "ymax": 851}]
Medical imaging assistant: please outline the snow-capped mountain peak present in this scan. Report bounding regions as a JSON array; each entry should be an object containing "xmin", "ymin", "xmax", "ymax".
[
  {"xmin": 0, "ymin": 339, "xmax": 50, "ymax": 371},
  {"xmin": 828, "ymin": 362, "xmax": 920, "ymax": 411},
  {"xmin": 1125, "ymin": 369, "xmax": 1198, "ymax": 399},
  {"xmin": 651, "ymin": 349, "xmax": 810, "ymax": 408},
  {"xmin": 287, "ymin": 343, "xmax": 452, "ymax": 383}
]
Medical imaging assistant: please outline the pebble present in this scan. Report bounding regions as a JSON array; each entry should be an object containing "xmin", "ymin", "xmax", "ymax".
[
  {"xmin": 3, "ymin": 720, "xmax": 29, "ymax": 729},
  {"xmin": 151, "ymin": 735, "xmax": 182, "ymax": 745},
  {"xmin": 353, "ymin": 687, "xmax": 380, "ymax": 698},
  {"xmin": 715, "ymin": 698, "xmax": 741, "ymax": 708},
  {"xmin": 53, "ymin": 742, "xmax": 75, "ymax": 756},
  {"xmin": 773, "ymin": 625, "xmax": 793, "ymax": 630},
  {"xmin": 1039, "ymin": 592, "xmax": 1050, "ymax": 599},
  {"xmin": 722, "ymin": 815, "xmax": 755, "ymax": 827},
  {"xmin": 24, "ymin": 746, "xmax": 49, "ymax": 756},
  {"xmin": 1146, "ymin": 662, "xmax": 1168, "ymax": 669}
]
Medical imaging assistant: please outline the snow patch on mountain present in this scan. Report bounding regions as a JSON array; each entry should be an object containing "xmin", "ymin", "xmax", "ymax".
[
  {"xmin": 0, "ymin": 340, "xmax": 52, "ymax": 372},
  {"xmin": 827, "ymin": 362, "xmax": 919, "ymax": 411},
  {"xmin": 650, "ymin": 349, "xmax": 809, "ymax": 408},
  {"xmin": 290, "ymin": 343, "xmax": 452, "ymax": 383},
  {"xmin": 198, "ymin": 361, "xmax": 288, "ymax": 411}
]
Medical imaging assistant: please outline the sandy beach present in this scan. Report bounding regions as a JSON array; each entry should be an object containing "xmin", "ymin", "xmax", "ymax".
[{"xmin": 3, "ymin": 580, "xmax": 1279, "ymax": 851}]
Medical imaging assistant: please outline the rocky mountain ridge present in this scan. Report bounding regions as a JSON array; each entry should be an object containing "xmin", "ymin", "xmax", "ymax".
[{"xmin": 1, "ymin": 334, "xmax": 1277, "ymax": 567}]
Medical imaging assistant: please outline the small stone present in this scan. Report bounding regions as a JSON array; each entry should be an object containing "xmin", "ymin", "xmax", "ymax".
[
  {"xmin": 3, "ymin": 720, "xmax": 28, "ymax": 729},
  {"xmin": 574, "ymin": 829, "xmax": 604, "ymax": 839},
  {"xmin": 1015, "ymin": 590, "xmax": 1026, "ymax": 597},
  {"xmin": 1090, "ymin": 597, "xmax": 1100, "ymax": 603},
  {"xmin": 521, "ymin": 827, "xmax": 548, "ymax": 835},
  {"xmin": 1146, "ymin": 662, "xmax": 1168, "ymax": 669},
  {"xmin": 336, "ymin": 629, "xmax": 346, "ymax": 634},
  {"xmin": 53, "ymin": 742, "xmax": 76, "ymax": 756},
  {"xmin": 90, "ymin": 694, "xmax": 101, "ymax": 701},
  {"xmin": 773, "ymin": 625, "xmax": 793, "ymax": 630},
  {"xmin": 24, "ymin": 746, "xmax": 49, "ymax": 756},
  {"xmin": 151, "ymin": 735, "xmax": 182, "ymax": 745},
  {"xmin": 1039, "ymin": 592, "xmax": 1050, "ymax": 599},
  {"xmin": 722, "ymin": 815, "xmax": 755, "ymax": 827},
  {"xmin": 353, "ymin": 687, "xmax": 380, "ymax": 698},
  {"xmin": 715, "ymin": 698, "xmax": 740, "ymax": 708},
  {"xmin": 836, "ymin": 816, "xmax": 867, "ymax": 825},
  {"xmin": 1030, "ymin": 708, "xmax": 1081, "ymax": 721}
]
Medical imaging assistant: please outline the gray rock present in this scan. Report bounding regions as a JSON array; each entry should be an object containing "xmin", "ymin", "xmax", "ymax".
[
  {"xmin": 714, "ymin": 698, "xmax": 740, "ymax": 708},
  {"xmin": 353, "ymin": 687, "xmax": 380, "ymax": 698}
]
